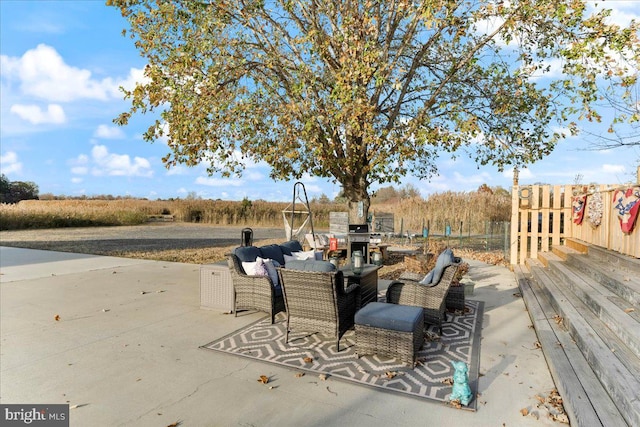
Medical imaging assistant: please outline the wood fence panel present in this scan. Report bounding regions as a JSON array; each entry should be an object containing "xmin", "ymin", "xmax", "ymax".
[
  {"xmin": 541, "ymin": 185, "xmax": 551, "ymax": 252},
  {"xmin": 510, "ymin": 183, "xmax": 639, "ymax": 264},
  {"xmin": 511, "ymin": 187, "xmax": 520, "ymax": 264},
  {"xmin": 530, "ymin": 185, "xmax": 540, "ymax": 260},
  {"xmin": 552, "ymin": 185, "xmax": 562, "ymax": 246}
]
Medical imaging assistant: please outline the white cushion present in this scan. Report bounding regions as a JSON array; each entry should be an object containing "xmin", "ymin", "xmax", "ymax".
[
  {"xmin": 242, "ymin": 259, "xmax": 268, "ymax": 277},
  {"xmin": 292, "ymin": 250, "xmax": 315, "ymax": 260}
]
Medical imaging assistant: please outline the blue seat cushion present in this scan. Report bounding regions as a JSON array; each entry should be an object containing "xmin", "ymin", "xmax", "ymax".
[
  {"xmin": 234, "ymin": 246, "xmax": 261, "ymax": 263},
  {"xmin": 259, "ymin": 244, "xmax": 286, "ymax": 266},
  {"xmin": 355, "ymin": 302, "xmax": 423, "ymax": 333},
  {"xmin": 285, "ymin": 259, "xmax": 336, "ymax": 272}
]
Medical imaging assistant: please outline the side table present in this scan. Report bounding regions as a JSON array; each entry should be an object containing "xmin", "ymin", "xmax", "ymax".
[
  {"xmin": 341, "ymin": 264, "xmax": 380, "ymax": 307},
  {"xmin": 200, "ymin": 261, "xmax": 234, "ymax": 312}
]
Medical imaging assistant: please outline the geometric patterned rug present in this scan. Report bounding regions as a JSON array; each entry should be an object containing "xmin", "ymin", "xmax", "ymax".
[{"xmin": 201, "ymin": 298, "xmax": 483, "ymax": 411}]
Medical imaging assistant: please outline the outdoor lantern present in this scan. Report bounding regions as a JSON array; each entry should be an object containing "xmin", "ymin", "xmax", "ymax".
[
  {"xmin": 372, "ymin": 251, "xmax": 382, "ymax": 266},
  {"xmin": 352, "ymin": 250, "xmax": 364, "ymax": 274}
]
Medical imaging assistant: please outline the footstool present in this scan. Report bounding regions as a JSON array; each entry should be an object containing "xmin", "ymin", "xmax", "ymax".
[{"xmin": 355, "ymin": 302, "xmax": 424, "ymax": 366}]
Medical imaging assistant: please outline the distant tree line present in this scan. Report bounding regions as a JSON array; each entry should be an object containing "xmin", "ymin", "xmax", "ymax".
[{"xmin": 0, "ymin": 174, "xmax": 39, "ymax": 204}]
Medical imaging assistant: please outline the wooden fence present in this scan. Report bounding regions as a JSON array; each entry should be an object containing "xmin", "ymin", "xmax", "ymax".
[{"xmin": 510, "ymin": 182, "xmax": 640, "ymax": 264}]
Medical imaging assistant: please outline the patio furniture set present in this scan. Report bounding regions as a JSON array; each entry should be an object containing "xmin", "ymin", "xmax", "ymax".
[{"xmin": 224, "ymin": 240, "xmax": 462, "ymax": 367}]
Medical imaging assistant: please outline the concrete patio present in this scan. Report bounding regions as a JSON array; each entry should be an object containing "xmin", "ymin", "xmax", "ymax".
[{"xmin": 1, "ymin": 246, "xmax": 565, "ymax": 426}]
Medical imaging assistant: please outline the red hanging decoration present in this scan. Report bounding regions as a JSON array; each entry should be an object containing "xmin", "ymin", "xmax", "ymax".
[{"xmin": 612, "ymin": 186, "xmax": 640, "ymax": 234}]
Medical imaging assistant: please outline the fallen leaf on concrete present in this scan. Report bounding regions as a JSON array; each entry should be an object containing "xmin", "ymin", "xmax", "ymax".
[
  {"xmin": 318, "ymin": 374, "xmax": 327, "ymax": 381},
  {"xmin": 520, "ymin": 408, "xmax": 529, "ymax": 416},
  {"xmin": 534, "ymin": 341, "xmax": 542, "ymax": 349},
  {"xmin": 303, "ymin": 357, "xmax": 313, "ymax": 363},
  {"xmin": 450, "ymin": 399, "xmax": 462, "ymax": 409},
  {"xmin": 551, "ymin": 413, "xmax": 570, "ymax": 424},
  {"xmin": 513, "ymin": 292, "xmax": 522, "ymax": 298},
  {"xmin": 385, "ymin": 371, "xmax": 397, "ymax": 379},
  {"xmin": 54, "ymin": 315, "xmax": 60, "ymax": 321},
  {"xmin": 257, "ymin": 375, "xmax": 269, "ymax": 384},
  {"xmin": 140, "ymin": 291, "xmax": 149, "ymax": 295},
  {"xmin": 624, "ymin": 308, "xmax": 635, "ymax": 313},
  {"xmin": 442, "ymin": 378, "xmax": 454, "ymax": 385},
  {"xmin": 294, "ymin": 372, "xmax": 305, "ymax": 378},
  {"xmin": 553, "ymin": 314, "xmax": 563, "ymax": 325}
]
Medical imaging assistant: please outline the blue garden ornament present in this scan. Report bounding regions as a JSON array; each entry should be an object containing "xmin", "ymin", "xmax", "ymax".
[{"xmin": 449, "ymin": 361, "xmax": 473, "ymax": 406}]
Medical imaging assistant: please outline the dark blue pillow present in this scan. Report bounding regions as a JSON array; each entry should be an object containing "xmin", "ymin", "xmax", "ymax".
[
  {"xmin": 233, "ymin": 246, "xmax": 261, "ymax": 263},
  {"xmin": 431, "ymin": 248, "xmax": 455, "ymax": 284},
  {"xmin": 279, "ymin": 240, "xmax": 303, "ymax": 255},
  {"xmin": 259, "ymin": 244, "xmax": 286, "ymax": 266},
  {"xmin": 285, "ymin": 259, "xmax": 336, "ymax": 272}
]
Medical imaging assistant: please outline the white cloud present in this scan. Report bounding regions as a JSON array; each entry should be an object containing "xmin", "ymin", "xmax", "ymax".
[
  {"xmin": 1, "ymin": 44, "xmax": 145, "ymax": 102},
  {"xmin": 195, "ymin": 176, "xmax": 244, "ymax": 187},
  {"xmin": 591, "ymin": 2, "xmax": 640, "ymax": 27},
  {"xmin": 71, "ymin": 177, "xmax": 83, "ymax": 184},
  {"xmin": 71, "ymin": 166, "xmax": 88, "ymax": 175},
  {"xmin": 9, "ymin": 103, "xmax": 66, "ymax": 124},
  {"xmin": 166, "ymin": 165, "xmax": 191, "ymax": 176},
  {"xmin": 503, "ymin": 167, "xmax": 533, "ymax": 181},
  {"xmin": 93, "ymin": 124, "xmax": 125, "ymax": 139},
  {"xmin": 0, "ymin": 151, "xmax": 23, "ymax": 175},
  {"xmin": 90, "ymin": 144, "xmax": 153, "ymax": 177},
  {"xmin": 602, "ymin": 164, "xmax": 626, "ymax": 174}
]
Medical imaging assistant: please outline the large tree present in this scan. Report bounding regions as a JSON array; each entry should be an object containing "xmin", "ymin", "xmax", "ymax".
[{"xmin": 109, "ymin": 0, "xmax": 638, "ymax": 220}]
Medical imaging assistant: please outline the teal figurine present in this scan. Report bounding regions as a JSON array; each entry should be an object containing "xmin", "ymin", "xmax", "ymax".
[{"xmin": 449, "ymin": 361, "xmax": 473, "ymax": 406}]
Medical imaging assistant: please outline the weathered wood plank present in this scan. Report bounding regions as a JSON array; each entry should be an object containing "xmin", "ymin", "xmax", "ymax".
[
  {"xmin": 531, "ymin": 265, "xmax": 639, "ymax": 427},
  {"xmin": 515, "ymin": 266, "xmax": 609, "ymax": 427},
  {"xmin": 524, "ymin": 266, "xmax": 628, "ymax": 427}
]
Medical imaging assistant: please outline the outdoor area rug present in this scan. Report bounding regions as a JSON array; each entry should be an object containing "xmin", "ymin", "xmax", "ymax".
[{"xmin": 201, "ymin": 298, "xmax": 483, "ymax": 411}]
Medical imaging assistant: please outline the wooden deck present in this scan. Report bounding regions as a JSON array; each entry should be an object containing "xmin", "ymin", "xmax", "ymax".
[{"xmin": 514, "ymin": 239, "xmax": 640, "ymax": 427}]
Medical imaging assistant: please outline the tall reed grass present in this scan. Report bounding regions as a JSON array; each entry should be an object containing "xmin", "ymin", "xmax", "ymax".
[{"xmin": 0, "ymin": 191, "xmax": 510, "ymax": 232}]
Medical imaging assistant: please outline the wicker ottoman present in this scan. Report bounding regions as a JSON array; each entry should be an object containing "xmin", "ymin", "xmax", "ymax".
[{"xmin": 355, "ymin": 302, "xmax": 424, "ymax": 366}]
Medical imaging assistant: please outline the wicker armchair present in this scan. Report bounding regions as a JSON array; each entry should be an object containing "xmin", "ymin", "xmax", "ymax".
[
  {"xmin": 277, "ymin": 267, "xmax": 361, "ymax": 351},
  {"xmin": 386, "ymin": 263, "xmax": 459, "ymax": 335},
  {"xmin": 227, "ymin": 254, "xmax": 284, "ymax": 324}
]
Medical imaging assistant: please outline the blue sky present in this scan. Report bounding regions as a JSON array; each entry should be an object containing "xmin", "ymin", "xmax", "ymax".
[{"xmin": 1, "ymin": 1, "xmax": 639, "ymax": 202}]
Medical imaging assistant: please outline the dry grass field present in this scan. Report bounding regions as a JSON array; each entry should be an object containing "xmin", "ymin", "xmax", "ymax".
[{"xmin": 0, "ymin": 192, "xmax": 510, "ymax": 272}]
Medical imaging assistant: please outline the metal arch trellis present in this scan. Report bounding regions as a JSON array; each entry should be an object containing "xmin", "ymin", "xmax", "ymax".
[{"xmin": 282, "ymin": 182, "xmax": 316, "ymax": 242}]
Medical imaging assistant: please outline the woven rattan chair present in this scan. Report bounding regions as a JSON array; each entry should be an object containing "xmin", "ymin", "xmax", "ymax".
[
  {"xmin": 227, "ymin": 254, "xmax": 284, "ymax": 324},
  {"xmin": 277, "ymin": 267, "xmax": 361, "ymax": 351},
  {"xmin": 386, "ymin": 263, "xmax": 459, "ymax": 335}
]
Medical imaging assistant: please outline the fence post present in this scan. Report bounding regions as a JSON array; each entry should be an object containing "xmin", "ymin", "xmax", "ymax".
[
  {"xmin": 504, "ymin": 221, "xmax": 509, "ymax": 259},
  {"xmin": 510, "ymin": 185, "xmax": 520, "ymax": 265}
]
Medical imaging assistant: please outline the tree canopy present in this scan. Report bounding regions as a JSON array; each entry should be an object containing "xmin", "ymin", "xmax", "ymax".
[
  {"xmin": 0, "ymin": 174, "xmax": 39, "ymax": 204},
  {"xmin": 109, "ymin": 0, "xmax": 639, "ymax": 220}
]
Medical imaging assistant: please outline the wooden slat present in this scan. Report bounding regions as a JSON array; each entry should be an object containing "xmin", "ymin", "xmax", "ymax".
[
  {"xmin": 511, "ymin": 183, "xmax": 639, "ymax": 264},
  {"xmin": 510, "ymin": 186, "xmax": 520, "ymax": 264}
]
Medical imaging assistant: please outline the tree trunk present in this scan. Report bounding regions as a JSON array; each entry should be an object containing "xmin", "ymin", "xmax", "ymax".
[{"xmin": 346, "ymin": 191, "xmax": 370, "ymax": 225}]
